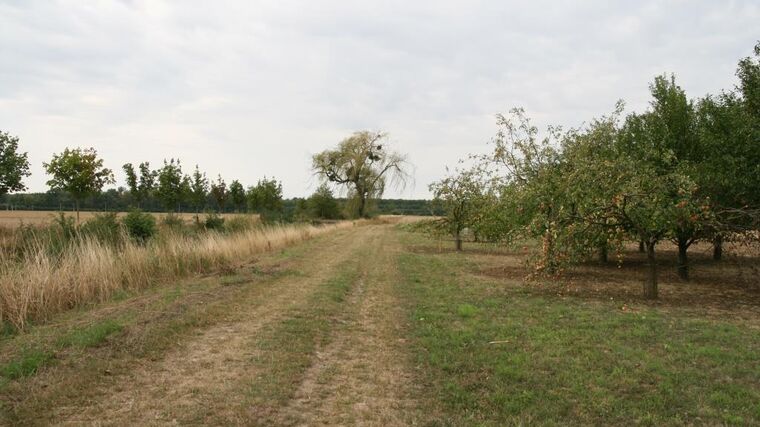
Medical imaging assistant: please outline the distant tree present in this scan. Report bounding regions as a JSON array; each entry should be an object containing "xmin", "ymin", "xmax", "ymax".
[
  {"xmin": 248, "ymin": 177, "xmax": 283, "ymax": 220},
  {"xmin": 229, "ymin": 179, "xmax": 246, "ymax": 212},
  {"xmin": 210, "ymin": 175, "xmax": 227, "ymax": 212},
  {"xmin": 429, "ymin": 168, "xmax": 488, "ymax": 251},
  {"xmin": 312, "ymin": 131, "xmax": 410, "ymax": 218},
  {"xmin": 137, "ymin": 162, "xmax": 157, "ymax": 207},
  {"xmin": 0, "ymin": 131, "xmax": 31, "ymax": 198},
  {"xmin": 189, "ymin": 165, "xmax": 209, "ymax": 213},
  {"xmin": 292, "ymin": 197, "xmax": 310, "ymax": 221},
  {"xmin": 155, "ymin": 159, "xmax": 187, "ymax": 212},
  {"xmin": 181, "ymin": 174, "xmax": 192, "ymax": 211},
  {"xmin": 306, "ymin": 184, "xmax": 341, "ymax": 219},
  {"xmin": 43, "ymin": 147, "xmax": 115, "ymax": 222},
  {"xmin": 122, "ymin": 163, "xmax": 139, "ymax": 205}
]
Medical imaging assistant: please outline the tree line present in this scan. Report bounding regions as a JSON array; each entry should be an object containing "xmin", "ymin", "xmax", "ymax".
[
  {"xmin": 120, "ymin": 158, "xmax": 284, "ymax": 220},
  {"xmin": 431, "ymin": 42, "xmax": 760, "ymax": 299},
  {"xmin": 0, "ymin": 129, "xmax": 424, "ymax": 220},
  {"xmin": 0, "ymin": 142, "xmax": 285, "ymax": 221}
]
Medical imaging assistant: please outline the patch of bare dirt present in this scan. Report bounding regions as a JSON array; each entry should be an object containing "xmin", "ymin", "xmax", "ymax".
[{"xmin": 470, "ymin": 241, "xmax": 760, "ymax": 324}]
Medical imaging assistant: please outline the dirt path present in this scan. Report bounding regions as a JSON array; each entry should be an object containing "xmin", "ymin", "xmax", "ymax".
[
  {"xmin": 48, "ymin": 224, "xmax": 419, "ymax": 426},
  {"xmin": 53, "ymin": 227, "xmax": 369, "ymax": 425},
  {"xmin": 277, "ymin": 226, "xmax": 420, "ymax": 426}
]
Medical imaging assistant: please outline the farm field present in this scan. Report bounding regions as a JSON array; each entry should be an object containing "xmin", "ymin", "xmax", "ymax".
[
  {"xmin": 0, "ymin": 210, "xmax": 255, "ymax": 228},
  {"xmin": 1, "ymin": 221, "xmax": 758, "ymax": 425}
]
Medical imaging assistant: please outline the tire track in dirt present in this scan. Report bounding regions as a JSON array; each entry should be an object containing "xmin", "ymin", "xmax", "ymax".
[
  {"xmin": 278, "ymin": 225, "xmax": 421, "ymax": 426},
  {"xmin": 54, "ymin": 227, "xmax": 372, "ymax": 426}
]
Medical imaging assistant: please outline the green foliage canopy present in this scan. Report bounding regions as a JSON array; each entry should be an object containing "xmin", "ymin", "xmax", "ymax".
[
  {"xmin": 312, "ymin": 131, "xmax": 410, "ymax": 218},
  {"xmin": 0, "ymin": 131, "xmax": 31, "ymax": 197},
  {"xmin": 43, "ymin": 147, "xmax": 114, "ymax": 220}
]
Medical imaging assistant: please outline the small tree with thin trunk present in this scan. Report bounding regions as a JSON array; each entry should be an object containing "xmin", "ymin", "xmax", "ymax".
[
  {"xmin": 607, "ymin": 168, "xmax": 703, "ymax": 299},
  {"xmin": 136, "ymin": 162, "xmax": 157, "ymax": 208},
  {"xmin": 155, "ymin": 159, "xmax": 187, "ymax": 212},
  {"xmin": 485, "ymin": 108, "xmax": 566, "ymax": 274},
  {"xmin": 229, "ymin": 180, "xmax": 246, "ymax": 212},
  {"xmin": 122, "ymin": 163, "xmax": 139, "ymax": 206},
  {"xmin": 247, "ymin": 177, "xmax": 283, "ymax": 221},
  {"xmin": 210, "ymin": 175, "xmax": 227, "ymax": 213},
  {"xmin": 189, "ymin": 165, "xmax": 209, "ymax": 213},
  {"xmin": 0, "ymin": 131, "xmax": 31, "ymax": 199},
  {"xmin": 312, "ymin": 131, "xmax": 410, "ymax": 218},
  {"xmin": 43, "ymin": 147, "xmax": 114, "ymax": 223},
  {"xmin": 306, "ymin": 184, "xmax": 340, "ymax": 220},
  {"xmin": 429, "ymin": 168, "xmax": 486, "ymax": 251}
]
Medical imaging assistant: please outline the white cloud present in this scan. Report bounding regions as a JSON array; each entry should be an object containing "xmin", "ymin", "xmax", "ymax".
[{"xmin": 1, "ymin": 0, "xmax": 758, "ymax": 197}]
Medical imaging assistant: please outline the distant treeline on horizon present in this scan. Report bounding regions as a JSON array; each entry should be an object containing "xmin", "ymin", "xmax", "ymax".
[{"xmin": 1, "ymin": 191, "xmax": 440, "ymax": 217}]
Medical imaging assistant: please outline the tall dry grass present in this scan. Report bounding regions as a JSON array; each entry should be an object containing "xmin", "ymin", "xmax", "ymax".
[{"xmin": 0, "ymin": 222, "xmax": 354, "ymax": 329}]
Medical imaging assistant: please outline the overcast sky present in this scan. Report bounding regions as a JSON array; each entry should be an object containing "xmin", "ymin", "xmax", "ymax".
[{"xmin": 1, "ymin": 1, "xmax": 758, "ymax": 198}]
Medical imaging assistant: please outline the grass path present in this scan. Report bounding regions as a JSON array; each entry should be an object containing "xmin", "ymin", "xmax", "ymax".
[{"xmin": 276, "ymin": 223, "xmax": 421, "ymax": 426}]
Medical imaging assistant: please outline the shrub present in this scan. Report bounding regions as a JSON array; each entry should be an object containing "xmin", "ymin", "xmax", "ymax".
[
  {"xmin": 52, "ymin": 212, "xmax": 77, "ymax": 240},
  {"xmin": 307, "ymin": 184, "xmax": 341, "ymax": 220},
  {"xmin": 80, "ymin": 212, "xmax": 123, "ymax": 245},
  {"xmin": 204, "ymin": 213, "xmax": 225, "ymax": 231},
  {"xmin": 122, "ymin": 209, "xmax": 157, "ymax": 242}
]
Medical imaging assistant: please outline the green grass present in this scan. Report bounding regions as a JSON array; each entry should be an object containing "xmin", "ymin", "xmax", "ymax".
[
  {"xmin": 56, "ymin": 319, "xmax": 124, "ymax": 349},
  {"xmin": 0, "ymin": 319, "xmax": 124, "ymax": 385},
  {"xmin": 0, "ymin": 322, "xmax": 16, "ymax": 339},
  {"xmin": 396, "ymin": 232, "xmax": 760, "ymax": 426},
  {"xmin": 0, "ymin": 349, "xmax": 54, "ymax": 381}
]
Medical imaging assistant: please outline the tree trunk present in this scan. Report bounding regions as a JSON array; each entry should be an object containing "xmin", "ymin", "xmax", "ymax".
[
  {"xmin": 644, "ymin": 240, "xmax": 658, "ymax": 299},
  {"xmin": 359, "ymin": 195, "xmax": 367, "ymax": 218},
  {"xmin": 75, "ymin": 200, "xmax": 80, "ymax": 224},
  {"xmin": 542, "ymin": 228, "xmax": 557, "ymax": 275},
  {"xmin": 677, "ymin": 238, "xmax": 689, "ymax": 281},
  {"xmin": 598, "ymin": 243, "xmax": 608, "ymax": 264},
  {"xmin": 713, "ymin": 234, "xmax": 723, "ymax": 261},
  {"xmin": 638, "ymin": 240, "xmax": 645, "ymax": 253},
  {"xmin": 454, "ymin": 230, "xmax": 463, "ymax": 251}
]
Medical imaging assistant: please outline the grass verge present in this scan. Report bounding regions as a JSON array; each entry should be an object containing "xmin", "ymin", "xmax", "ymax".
[{"xmin": 0, "ymin": 221, "xmax": 354, "ymax": 329}]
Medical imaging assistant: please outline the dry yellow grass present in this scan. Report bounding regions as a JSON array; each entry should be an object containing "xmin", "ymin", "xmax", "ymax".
[
  {"xmin": 0, "ymin": 221, "xmax": 355, "ymax": 329},
  {"xmin": 0, "ymin": 210, "xmax": 254, "ymax": 228}
]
